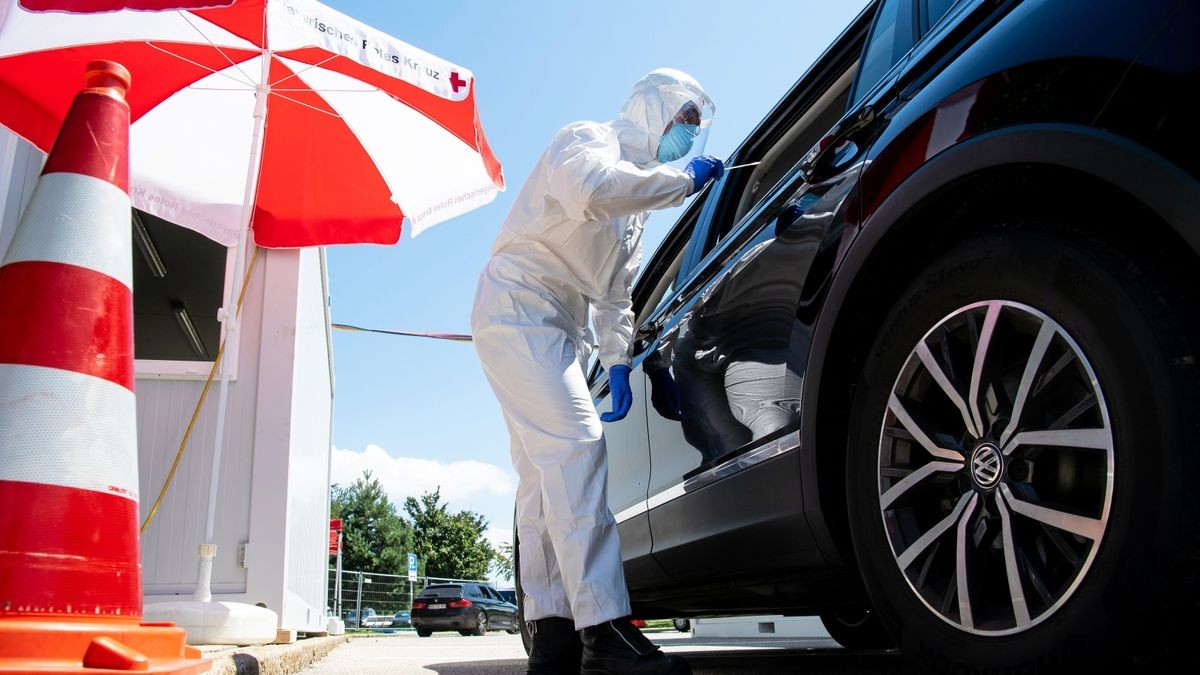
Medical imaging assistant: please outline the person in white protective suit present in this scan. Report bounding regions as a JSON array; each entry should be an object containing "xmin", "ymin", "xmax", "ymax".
[{"xmin": 471, "ymin": 68, "xmax": 722, "ymax": 675}]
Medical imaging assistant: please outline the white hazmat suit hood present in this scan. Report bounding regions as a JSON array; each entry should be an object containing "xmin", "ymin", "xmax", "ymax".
[
  {"xmin": 616, "ymin": 67, "xmax": 716, "ymax": 167},
  {"xmin": 471, "ymin": 70, "xmax": 713, "ymax": 628}
]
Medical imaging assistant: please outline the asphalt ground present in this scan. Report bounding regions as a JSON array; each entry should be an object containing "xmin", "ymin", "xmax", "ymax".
[{"xmin": 300, "ymin": 630, "xmax": 919, "ymax": 675}]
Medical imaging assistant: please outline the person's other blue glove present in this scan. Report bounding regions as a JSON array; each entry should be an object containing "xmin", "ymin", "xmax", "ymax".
[
  {"xmin": 648, "ymin": 367, "xmax": 684, "ymax": 422},
  {"xmin": 601, "ymin": 364, "xmax": 633, "ymax": 423},
  {"xmin": 684, "ymin": 155, "xmax": 725, "ymax": 196}
]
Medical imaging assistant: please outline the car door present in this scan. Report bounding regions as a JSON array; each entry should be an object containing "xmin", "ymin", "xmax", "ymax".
[
  {"xmin": 465, "ymin": 584, "xmax": 491, "ymax": 626},
  {"xmin": 480, "ymin": 587, "xmax": 503, "ymax": 628},
  {"xmin": 638, "ymin": 0, "xmax": 917, "ymax": 584},
  {"xmin": 482, "ymin": 586, "xmax": 513, "ymax": 628},
  {"xmin": 640, "ymin": 171, "xmax": 862, "ymax": 582},
  {"xmin": 591, "ymin": 205, "xmax": 706, "ymax": 590}
]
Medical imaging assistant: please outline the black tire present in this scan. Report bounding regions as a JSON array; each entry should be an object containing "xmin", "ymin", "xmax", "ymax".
[
  {"xmin": 514, "ymin": 514, "xmax": 533, "ymax": 654},
  {"xmin": 671, "ymin": 618, "xmax": 690, "ymax": 633},
  {"xmin": 818, "ymin": 607, "xmax": 893, "ymax": 650},
  {"xmin": 473, "ymin": 611, "xmax": 488, "ymax": 636},
  {"xmin": 506, "ymin": 627, "xmax": 520, "ymax": 635},
  {"xmin": 416, "ymin": 629, "xmax": 432, "ymax": 638},
  {"xmin": 846, "ymin": 230, "xmax": 1200, "ymax": 672}
]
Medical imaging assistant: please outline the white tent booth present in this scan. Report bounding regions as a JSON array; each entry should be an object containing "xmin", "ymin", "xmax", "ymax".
[{"xmin": 1, "ymin": 127, "xmax": 335, "ymax": 639}]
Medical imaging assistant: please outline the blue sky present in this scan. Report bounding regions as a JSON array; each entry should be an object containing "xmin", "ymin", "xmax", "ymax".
[{"xmin": 321, "ymin": 0, "xmax": 870, "ymax": 575}]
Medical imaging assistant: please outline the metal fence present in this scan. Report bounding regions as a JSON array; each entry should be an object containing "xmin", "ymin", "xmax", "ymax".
[{"xmin": 328, "ymin": 568, "xmax": 488, "ymax": 628}]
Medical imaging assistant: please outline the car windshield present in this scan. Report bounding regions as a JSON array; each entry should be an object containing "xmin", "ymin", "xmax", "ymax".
[{"xmin": 419, "ymin": 585, "xmax": 463, "ymax": 598}]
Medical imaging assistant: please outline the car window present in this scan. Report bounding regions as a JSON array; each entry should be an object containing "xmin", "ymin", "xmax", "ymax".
[
  {"xmin": 419, "ymin": 585, "xmax": 462, "ymax": 598},
  {"xmin": 919, "ymin": 0, "xmax": 959, "ymax": 35},
  {"xmin": 641, "ymin": 238, "xmax": 690, "ymax": 322},
  {"xmin": 636, "ymin": 206, "xmax": 702, "ymax": 323},
  {"xmin": 851, "ymin": 0, "xmax": 917, "ymax": 105},
  {"xmin": 707, "ymin": 62, "xmax": 858, "ymax": 253}
]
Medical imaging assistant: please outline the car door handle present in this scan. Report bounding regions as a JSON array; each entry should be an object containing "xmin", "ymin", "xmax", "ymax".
[{"xmin": 799, "ymin": 104, "xmax": 876, "ymax": 182}]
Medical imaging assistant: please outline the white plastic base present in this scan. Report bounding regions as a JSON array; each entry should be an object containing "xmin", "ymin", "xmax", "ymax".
[
  {"xmin": 143, "ymin": 600, "xmax": 279, "ymax": 646},
  {"xmin": 325, "ymin": 616, "xmax": 345, "ymax": 635}
]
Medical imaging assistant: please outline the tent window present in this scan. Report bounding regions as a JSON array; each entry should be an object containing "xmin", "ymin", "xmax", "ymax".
[{"xmin": 132, "ymin": 209, "xmax": 226, "ymax": 363}]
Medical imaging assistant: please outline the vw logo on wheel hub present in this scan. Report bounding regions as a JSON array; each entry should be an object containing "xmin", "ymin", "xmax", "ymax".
[{"xmin": 970, "ymin": 443, "xmax": 1004, "ymax": 489}]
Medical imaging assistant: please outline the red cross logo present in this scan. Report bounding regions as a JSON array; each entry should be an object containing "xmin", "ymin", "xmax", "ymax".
[{"xmin": 449, "ymin": 71, "xmax": 468, "ymax": 93}]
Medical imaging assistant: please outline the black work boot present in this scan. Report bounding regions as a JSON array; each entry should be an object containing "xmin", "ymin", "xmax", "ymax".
[
  {"xmin": 579, "ymin": 618, "xmax": 691, "ymax": 675},
  {"xmin": 526, "ymin": 617, "xmax": 583, "ymax": 675}
]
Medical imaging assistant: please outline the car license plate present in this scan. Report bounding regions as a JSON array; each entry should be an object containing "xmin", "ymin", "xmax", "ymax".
[{"xmin": 428, "ymin": 603, "xmax": 446, "ymax": 609}]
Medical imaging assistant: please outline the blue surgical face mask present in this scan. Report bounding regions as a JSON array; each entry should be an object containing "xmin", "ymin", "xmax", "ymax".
[{"xmin": 657, "ymin": 123, "xmax": 699, "ymax": 162}]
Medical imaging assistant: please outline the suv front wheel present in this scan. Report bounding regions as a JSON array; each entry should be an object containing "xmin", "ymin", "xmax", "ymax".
[{"xmin": 847, "ymin": 230, "xmax": 1200, "ymax": 671}]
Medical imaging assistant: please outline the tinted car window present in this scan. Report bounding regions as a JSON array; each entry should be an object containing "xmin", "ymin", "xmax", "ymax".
[
  {"xmin": 639, "ymin": 208, "xmax": 702, "ymax": 320},
  {"xmin": 852, "ymin": 0, "xmax": 916, "ymax": 105},
  {"xmin": 418, "ymin": 585, "xmax": 463, "ymax": 598},
  {"xmin": 920, "ymin": 0, "xmax": 959, "ymax": 34}
]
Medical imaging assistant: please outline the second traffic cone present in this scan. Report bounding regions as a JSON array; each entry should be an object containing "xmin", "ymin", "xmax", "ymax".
[{"xmin": 0, "ymin": 61, "xmax": 210, "ymax": 674}]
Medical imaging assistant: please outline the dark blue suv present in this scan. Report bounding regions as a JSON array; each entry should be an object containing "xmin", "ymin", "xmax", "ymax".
[{"xmin": 517, "ymin": 0, "xmax": 1200, "ymax": 672}]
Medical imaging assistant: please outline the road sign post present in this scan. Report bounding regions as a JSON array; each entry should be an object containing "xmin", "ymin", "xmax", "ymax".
[{"xmin": 407, "ymin": 553, "xmax": 418, "ymax": 611}]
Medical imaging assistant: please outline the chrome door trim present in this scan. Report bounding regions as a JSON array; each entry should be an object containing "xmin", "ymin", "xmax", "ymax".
[{"xmin": 614, "ymin": 430, "xmax": 801, "ymax": 524}]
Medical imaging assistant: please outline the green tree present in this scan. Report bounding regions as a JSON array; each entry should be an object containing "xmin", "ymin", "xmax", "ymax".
[
  {"xmin": 404, "ymin": 489, "xmax": 497, "ymax": 580},
  {"xmin": 493, "ymin": 541, "xmax": 514, "ymax": 580},
  {"xmin": 330, "ymin": 470, "xmax": 414, "ymax": 575}
]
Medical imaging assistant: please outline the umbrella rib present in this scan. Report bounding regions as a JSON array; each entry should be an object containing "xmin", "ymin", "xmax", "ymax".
[
  {"xmin": 269, "ymin": 90, "xmax": 343, "ymax": 118},
  {"xmin": 177, "ymin": 11, "xmax": 258, "ymax": 87},
  {"xmin": 271, "ymin": 87, "xmax": 376, "ymax": 93},
  {"xmin": 145, "ymin": 41, "xmax": 254, "ymax": 88},
  {"xmin": 270, "ymin": 53, "xmax": 341, "ymax": 88}
]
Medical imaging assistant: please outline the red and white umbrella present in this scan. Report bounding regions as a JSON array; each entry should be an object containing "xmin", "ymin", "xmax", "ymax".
[
  {"xmin": 0, "ymin": 0, "xmax": 505, "ymax": 611},
  {"xmin": 0, "ymin": 0, "xmax": 505, "ymax": 248}
]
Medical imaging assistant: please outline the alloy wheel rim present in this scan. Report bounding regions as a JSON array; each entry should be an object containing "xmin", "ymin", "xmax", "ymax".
[{"xmin": 877, "ymin": 300, "xmax": 1114, "ymax": 636}]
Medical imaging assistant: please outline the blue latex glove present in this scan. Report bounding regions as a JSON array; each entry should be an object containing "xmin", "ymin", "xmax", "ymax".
[
  {"xmin": 601, "ymin": 364, "xmax": 632, "ymax": 423},
  {"xmin": 648, "ymin": 367, "xmax": 684, "ymax": 422},
  {"xmin": 684, "ymin": 155, "xmax": 725, "ymax": 196}
]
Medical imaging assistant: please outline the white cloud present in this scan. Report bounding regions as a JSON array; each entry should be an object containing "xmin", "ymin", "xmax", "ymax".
[
  {"xmin": 331, "ymin": 444, "xmax": 515, "ymax": 505},
  {"xmin": 483, "ymin": 527, "xmax": 512, "ymax": 549},
  {"xmin": 332, "ymin": 444, "xmax": 517, "ymax": 583}
]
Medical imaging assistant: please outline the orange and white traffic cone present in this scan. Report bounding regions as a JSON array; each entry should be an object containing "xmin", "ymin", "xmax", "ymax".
[{"xmin": 0, "ymin": 61, "xmax": 210, "ymax": 674}]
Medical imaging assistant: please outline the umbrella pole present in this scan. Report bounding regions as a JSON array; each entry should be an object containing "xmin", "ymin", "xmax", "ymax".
[
  {"xmin": 143, "ymin": 50, "xmax": 277, "ymax": 647},
  {"xmin": 194, "ymin": 64, "xmax": 270, "ymax": 605}
]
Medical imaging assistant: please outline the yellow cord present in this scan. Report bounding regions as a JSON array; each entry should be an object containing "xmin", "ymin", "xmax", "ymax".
[{"xmin": 140, "ymin": 246, "xmax": 260, "ymax": 534}]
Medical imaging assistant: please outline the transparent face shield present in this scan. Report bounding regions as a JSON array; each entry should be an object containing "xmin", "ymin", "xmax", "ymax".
[{"xmin": 654, "ymin": 89, "xmax": 716, "ymax": 169}]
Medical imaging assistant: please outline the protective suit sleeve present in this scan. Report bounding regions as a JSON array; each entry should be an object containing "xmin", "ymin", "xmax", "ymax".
[
  {"xmin": 592, "ymin": 248, "xmax": 639, "ymax": 371},
  {"xmin": 545, "ymin": 124, "xmax": 692, "ymax": 222}
]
